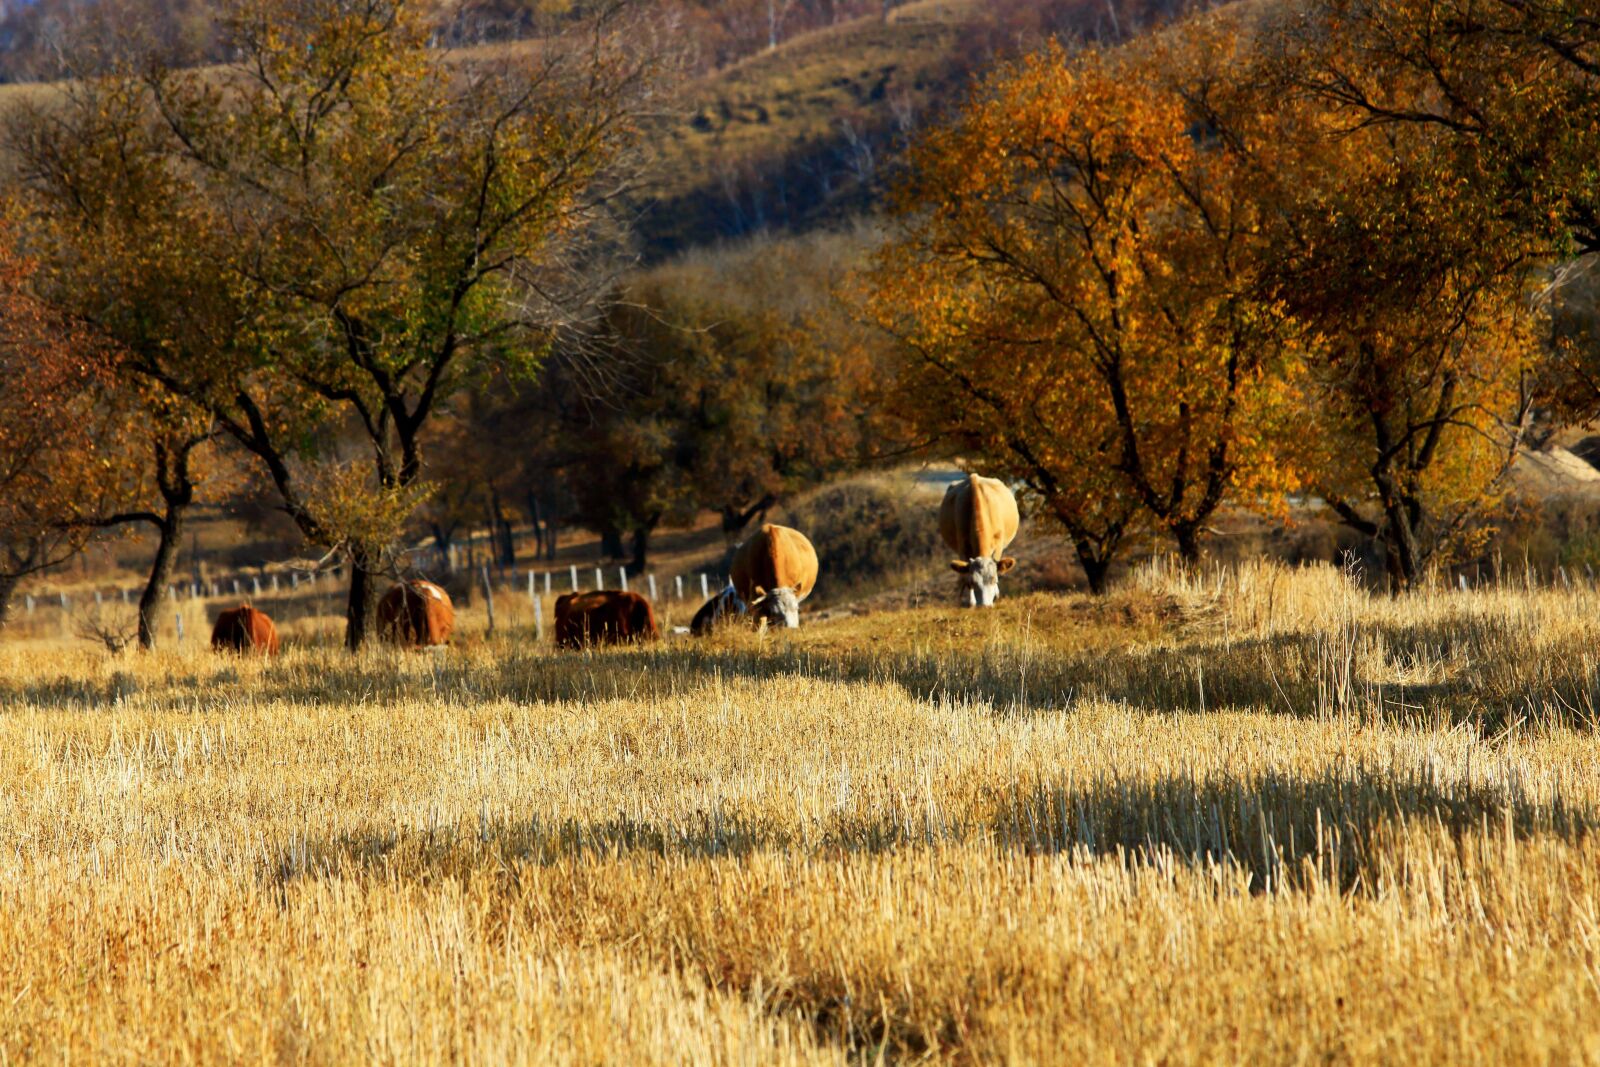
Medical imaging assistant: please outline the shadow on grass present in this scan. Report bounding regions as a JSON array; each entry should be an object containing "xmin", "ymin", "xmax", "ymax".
[
  {"xmin": 4, "ymin": 601, "xmax": 1596, "ymax": 731},
  {"xmin": 266, "ymin": 761, "xmax": 1596, "ymax": 898}
]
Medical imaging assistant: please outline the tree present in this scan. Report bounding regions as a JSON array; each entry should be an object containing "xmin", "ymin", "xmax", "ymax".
[
  {"xmin": 861, "ymin": 25, "xmax": 1302, "ymax": 588},
  {"xmin": 0, "ymin": 234, "xmax": 128, "ymax": 625},
  {"xmin": 15, "ymin": 0, "xmax": 652, "ymax": 648}
]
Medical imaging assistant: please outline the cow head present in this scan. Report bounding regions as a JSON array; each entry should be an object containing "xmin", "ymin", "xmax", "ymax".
[
  {"xmin": 748, "ymin": 585, "xmax": 801, "ymax": 629},
  {"xmin": 950, "ymin": 556, "xmax": 1016, "ymax": 607}
]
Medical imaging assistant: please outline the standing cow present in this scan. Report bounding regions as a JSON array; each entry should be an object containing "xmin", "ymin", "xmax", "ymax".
[
  {"xmin": 731, "ymin": 523, "xmax": 818, "ymax": 629},
  {"xmin": 554, "ymin": 590, "xmax": 659, "ymax": 649},
  {"xmin": 377, "ymin": 579, "xmax": 455, "ymax": 647},
  {"xmin": 211, "ymin": 604, "xmax": 280, "ymax": 655},
  {"xmin": 940, "ymin": 473, "xmax": 1019, "ymax": 607}
]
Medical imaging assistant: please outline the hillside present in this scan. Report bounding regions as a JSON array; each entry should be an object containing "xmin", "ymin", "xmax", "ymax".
[{"xmin": 633, "ymin": 0, "xmax": 980, "ymax": 253}]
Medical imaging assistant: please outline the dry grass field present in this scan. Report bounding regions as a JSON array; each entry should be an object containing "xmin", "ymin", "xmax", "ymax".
[{"xmin": 4, "ymin": 561, "xmax": 1600, "ymax": 1063}]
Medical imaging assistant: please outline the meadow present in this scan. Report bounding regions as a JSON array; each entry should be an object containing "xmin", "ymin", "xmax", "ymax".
[{"xmin": 4, "ymin": 561, "xmax": 1600, "ymax": 1063}]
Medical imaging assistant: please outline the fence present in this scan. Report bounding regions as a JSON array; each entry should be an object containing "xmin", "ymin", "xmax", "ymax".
[{"xmin": 24, "ymin": 561, "xmax": 730, "ymax": 643}]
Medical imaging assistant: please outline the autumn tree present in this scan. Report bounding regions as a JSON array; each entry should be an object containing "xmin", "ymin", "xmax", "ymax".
[
  {"xmin": 862, "ymin": 25, "xmax": 1302, "ymax": 589},
  {"xmin": 15, "ymin": 0, "xmax": 653, "ymax": 648},
  {"xmin": 0, "ymin": 236, "xmax": 129, "ymax": 624}
]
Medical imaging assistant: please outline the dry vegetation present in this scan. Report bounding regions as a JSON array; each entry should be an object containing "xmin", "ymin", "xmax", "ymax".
[{"xmin": 4, "ymin": 561, "xmax": 1600, "ymax": 1062}]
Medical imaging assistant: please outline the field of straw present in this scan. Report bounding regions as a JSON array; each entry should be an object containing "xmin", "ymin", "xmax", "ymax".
[{"xmin": 3, "ymin": 561, "xmax": 1600, "ymax": 1063}]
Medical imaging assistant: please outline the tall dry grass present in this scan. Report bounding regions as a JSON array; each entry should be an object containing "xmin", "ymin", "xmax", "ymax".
[{"xmin": 2, "ymin": 561, "xmax": 1599, "ymax": 1062}]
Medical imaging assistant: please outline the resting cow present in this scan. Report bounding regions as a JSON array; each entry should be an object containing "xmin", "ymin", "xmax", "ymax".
[
  {"xmin": 210, "ymin": 604, "xmax": 280, "ymax": 655},
  {"xmin": 940, "ymin": 473, "xmax": 1019, "ymax": 607},
  {"xmin": 730, "ymin": 523, "xmax": 818, "ymax": 629},
  {"xmin": 377, "ymin": 579, "xmax": 455, "ymax": 647},
  {"xmin": 554, "ymin": 590, "xmax": 659, "ymax": 649}
]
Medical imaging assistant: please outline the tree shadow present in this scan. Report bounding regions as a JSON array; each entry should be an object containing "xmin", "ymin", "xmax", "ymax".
[{"xmin": 265, "ymin": 762, "xmax": 1596, "ymax": 898}]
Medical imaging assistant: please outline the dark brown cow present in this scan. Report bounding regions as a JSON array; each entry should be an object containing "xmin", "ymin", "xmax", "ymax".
[
  {"xmin": 377, "ymin": 579, "xmax": 455, "ymax": 647},
  {"xmin": 210, "ymin": 604, "xmax": 280, "ymax": 655},
  {"xmin": 554, "ymin": 590, "xmax": 659, "ymax": 649}
]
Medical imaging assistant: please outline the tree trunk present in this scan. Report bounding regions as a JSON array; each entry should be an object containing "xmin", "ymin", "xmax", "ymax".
[
  {"xmin": 1077, "ymin": 550, "xmax": 1111, "ymax": 596},
  {"xmin": 629, "ymin": 525, "xmax": 653, "ymax": 576},
  {"xmin": 600, "ymin": 524, "xmax": 625, "ymax": 560},
  {"xmin": 0, "ymin": 573, "xmax": 18, "ymax": 628},
  {"xmin": 345, "ymin": 548, "xmax": 382, "ymax": 651},
  {"xmin": 1172, "ymin": 524, "xmax": 1202, "ymax": 566},
  {"xmin": 137, "ymin": 511, "xmax": 185, "ymax": 650}
]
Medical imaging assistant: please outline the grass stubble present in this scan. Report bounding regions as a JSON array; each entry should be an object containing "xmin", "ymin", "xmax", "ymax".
[{"xmin": 3, "ymin": 562, "xmax": 1600, "ymax": 1063}]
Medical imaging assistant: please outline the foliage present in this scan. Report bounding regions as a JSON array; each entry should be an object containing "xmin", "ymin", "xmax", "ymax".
[
  {"xmin": 862, "ymin": 23, "xmax": 1305, "ymax": 590},
  {"xmin": 0, "ymin": 232, "xmax": 130, "ymax": 621},
  {"xmin": 14, "ymin": 0, "xmax": 651, "ymax": 646}
]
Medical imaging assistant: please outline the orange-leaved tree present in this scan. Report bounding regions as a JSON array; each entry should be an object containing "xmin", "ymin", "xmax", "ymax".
[
  {"xmin": 0, "ymin": 232, "xmax": 130, "ymax": 623},
  {"xmin": 860, "ymin": 22, "xmax": 1303, "ymax": 590}
]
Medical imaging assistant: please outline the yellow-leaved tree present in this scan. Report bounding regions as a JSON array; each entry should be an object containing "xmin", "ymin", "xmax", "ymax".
[{"xmin": 860, "ymin": 21, "xmax": 1304, "ymax": 590}]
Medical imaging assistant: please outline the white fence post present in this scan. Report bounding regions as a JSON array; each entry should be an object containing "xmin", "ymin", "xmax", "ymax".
[
  {"xmin": 253, "ymin": 576, "xmax": 262, "ymax": 597},
  {"xmin": 95, "ymin": 590, "xmax": 103, "ymax": 606},
  {"xmin": 569, "ymin": 565, "xmax": 578, "ymax": 591},
  {"xmin": 481, "ymin": 564, "xmax": 495, "ymax": 633},
  {"xmin": 121, "ymin": 588, "xmax": 130, "ymax": 605},
  {"xmin": 59, "ymin": 592, "xmax": 68, "ymax": 611},
  {"xmin": 675, "ymin": 575, "xmax": 684, "ymax": 600},
  {"xmin": 527, "ymin": 570, "xmax": 536, "ymax": 604},
  {"xmin": 291, "ymin": 573, "xmax": 300, "ymax": 591},
  {"xmin": 619, "ymin": 567, "xmax": 629, "ymax": 593},
  {"xmin": 595, "ymin": 567, "xmax": 604, "ymax": 591},
  {"xmin": 24, "ymin": 595, "xmax": 33, "ymax": 615},
  {"xmin": 700, "ymin": 573, "xmax": 709, "ymax": 599},
  {"xmin": 647, "ymin": 574, "xmax": 658, "ymax": 602},
  {"xmin": 533, "ymin": 595, "xmax": 544, "ymax": 642},
  {"xmin": 232, "ymin": 579, "xmax": 240, "ymax": 596},
  {"xmin": 175, "ymin": 612, "xmax": 184, "ymax": 643},
  {"xmin": 544, "ymin": 572, "xmax": 552, "ymax": 596}
]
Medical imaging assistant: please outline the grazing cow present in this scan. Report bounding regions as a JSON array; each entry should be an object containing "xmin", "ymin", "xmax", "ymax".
[
  {"xmin": 210, "ymin": 604, "xmax": 280, "ymax": 655},
  {"xmin": 554, "ymin": 590, "xmax": 659, "ymax": 649},
  {"xmin": 940, "ymin": 473, "xmax": 1019, "ymax": 607},
  {"xmin": 730, "ymin": 523, "xmax": 818, "ymax": 629},
  {"xmin": 377, "ymin": 579, "xmax": 455, "ymax": 647},
  {"xmin": 690, "ymin": 584, "xmax": 745, "ymax": 636}
]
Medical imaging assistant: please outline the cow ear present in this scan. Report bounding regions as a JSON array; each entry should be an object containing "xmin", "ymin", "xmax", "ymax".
[
  {"xmin": 949, "ymin": 560, "xmax": 970, "ymax": 573},
  {"xmin": 998, "ymin": 557, "xmax": 1017, "ymax": 574},
  {"xmin": 753, "ymin": 585, "xmax": 767, "ymax": 598}
]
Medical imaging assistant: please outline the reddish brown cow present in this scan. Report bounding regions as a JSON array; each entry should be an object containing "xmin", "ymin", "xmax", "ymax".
[
  {"xmin": 377, "ymin": 579, "xmax": 455, "ymax": 647},
  {"xmin": 210, "ymin": 604, "xmax": 281, "ymax": 655},
  {"xmin": 554, "ymin": 590, "xmax": 659, "ymax": 649}
]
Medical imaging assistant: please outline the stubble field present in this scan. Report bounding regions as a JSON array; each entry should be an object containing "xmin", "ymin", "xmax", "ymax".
[{"xmin": 4, "ymin": 561, "xmax": 1600, "ymax": 1063}]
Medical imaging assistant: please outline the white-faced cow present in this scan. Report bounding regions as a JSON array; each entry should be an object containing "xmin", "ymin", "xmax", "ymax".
[
  {"xmin": 939, "ymin": 473, "xmax": 1019, "ymax": 607},
  {"xmin": 726, "ymin": 523, "xmax": 818, "ymax": 630}
]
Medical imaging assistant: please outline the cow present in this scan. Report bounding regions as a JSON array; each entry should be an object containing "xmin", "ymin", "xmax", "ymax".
[
  {"xmin": 690, "ymin": 584, "xmax": 745, "ymax": 636},
  {"xmin": 377, "ymin": 579, "xmax": 455, "ymax": 647},
  {"xmin": 210, "ymin": 604, "xmax": 280, "ymax": 655},
  {"xmin": 730, "ymin": 523, "xmax": 818, "ymax": 629},
  {"xmin": 939, "ymin": 473, "xmax": 1019, "ymax": 607},
  {"xmin": 554, "ymin": 590, "xmax": 659, "ymax": 649}
]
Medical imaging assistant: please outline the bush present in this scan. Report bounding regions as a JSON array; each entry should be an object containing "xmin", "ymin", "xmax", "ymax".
[{"xmin": 776, "ymin": 475, "xmax": 943, "ymax": 606}]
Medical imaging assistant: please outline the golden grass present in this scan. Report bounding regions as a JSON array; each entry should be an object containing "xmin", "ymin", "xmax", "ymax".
[{"xmin": 4, "ymin": 561, "xmax": 1600, "ymax": 1062}]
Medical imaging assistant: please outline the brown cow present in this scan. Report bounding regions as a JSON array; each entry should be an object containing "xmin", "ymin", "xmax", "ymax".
[
  {"xmin": 554, "ymin": 590, "xmax": 659, "ymax": 649},
  {"xmin": 730, "ymin": 523, "xmax": 818, "ymax": 629},
  {"xmin": 377, "ymin": 579, "xmax": 455, "ymax": 647},
  {"xmin": 210, "ymin": 604, "xmax": 280, "ymax": 655},
  {"xmin": 939, "ymin": 473, "xmax": 1019, "ymax": 607}
]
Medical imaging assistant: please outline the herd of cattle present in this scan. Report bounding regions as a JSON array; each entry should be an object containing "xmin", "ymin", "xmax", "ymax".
[{"xmin": 208, "ymin": 474, "xmax": 1021, "ymax": 654}]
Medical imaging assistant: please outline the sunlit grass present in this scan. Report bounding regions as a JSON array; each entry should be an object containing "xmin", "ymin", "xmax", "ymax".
[{"xmin": 3, "ymin": 561, "xmax": 1599, "ymax": 1062}]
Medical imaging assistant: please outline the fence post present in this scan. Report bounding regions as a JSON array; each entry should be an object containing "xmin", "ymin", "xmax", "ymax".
[
  {"xmin": 190, "ymin": 582, "xmax": 199, "ymax": 599},
  {"xmin": 175, "ymin": 612, "xmax": 184, "ymax": 643},
  {"xmin": 647, "ymin": 574, "xmax": 658, "ymax": 602},
  {"xmin": 700, "ymin": 573, "xmax": 709, "ymax": 599},
  {"xmin": 25, "ymin": 594, "xmax": 33, "ymax": 615},
  {"xmin": 544, "ymin": 572, "xmax": 552, "ymax": 596},
  {"xmin": 481, "ymin": 564, "xmax": 495, "ymax": 633},
  {"xmin": 272, "ymin": 575, "xmax": 280, "ymax": 594},
  {"xmin": 253, "ymin": 576, "xmax": 262, "ymax": 598},
  {"xmin": 619, "ymin": 567, "xmax": 629, "ymax": 593},
  {"xmin": 291, "ymin": 573, "xmax": 300, "ymax": 591},
  {"xmin": 95, "ymin": 590, "xmax": 103, "ymax": 607},
  {"xmin": 533, "ymin": 595, "xmax": 544, "ymax": 642},
  {"xmin": 569, "ymin": 565, "xmax": 578, "ymax": 591},
  {"xmin": 121, "ymin": 588, "xmax": 130, "ymax": 605},
  {"xmin": 232, "ymin": 579, "xmax": 240, "ymax": 596},
  {"xmin": 595, "ymin": 567, "xmax": 604, "ymax": 591},
  {"xmin": 527, "ymin": 570, "xmax": 536, "ymax": 604},
  {"xmin": 675, "ymin": 575, "xmax": 683, "ymax": 600},
  {"xmin": 59, "ymin": 592, "xmax": 68, "ymax": 611}
]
